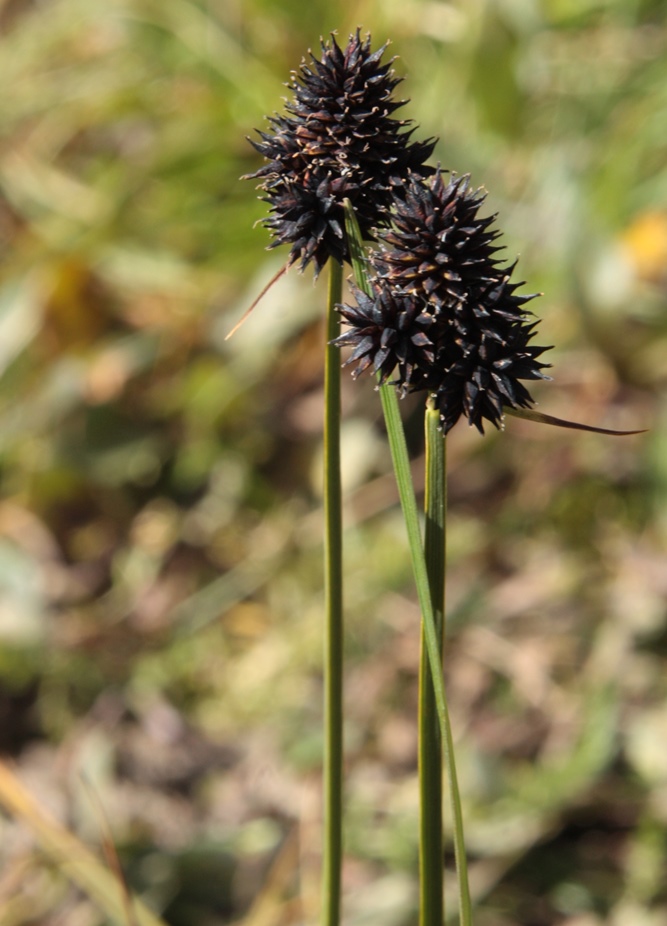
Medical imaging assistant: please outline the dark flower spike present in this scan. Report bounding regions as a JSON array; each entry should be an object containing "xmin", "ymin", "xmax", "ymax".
[
  {"xmin": 337, "ymin": 179, "xmax": 646, "ymax": 436},
  {"xmin": 337, "ymin": 169, "xmax": 552, "ymax": 433},
  {"xmin": 244, "ymin": 30, "xmax": 436, "ymax": 278},
  {"xmin": 372, "ymin": 170, "xmax": 505, "ymax": 309},
  {"xmin": 335, "ymin": 282, "xmax": 435, "ymax": 387}
]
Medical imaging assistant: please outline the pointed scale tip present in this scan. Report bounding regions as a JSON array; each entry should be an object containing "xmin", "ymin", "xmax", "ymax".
[
  {"xmin": 225, "ymin": 262, "xmax": 289, "ymax": 340},
  {"xmin": 504, "ymin": 406, "xmax": 647, "ymax": 436}
]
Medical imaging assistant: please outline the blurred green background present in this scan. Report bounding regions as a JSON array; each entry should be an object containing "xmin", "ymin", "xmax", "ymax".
[{"xmin": 0, "ymin": 0, "xmax": 666, "ymax": 923}]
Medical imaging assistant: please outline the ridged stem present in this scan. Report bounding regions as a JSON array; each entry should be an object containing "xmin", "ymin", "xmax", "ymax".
[
  {"xmin": 419, "ymin": 401, "xmax": 446, "ymax": 926},
  {"xmin": 322, "ymin": 256, "xmax": 344, "ymax": 926}
]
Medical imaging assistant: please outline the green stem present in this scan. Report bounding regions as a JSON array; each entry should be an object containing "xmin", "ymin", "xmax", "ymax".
[
  {"xmin": 379, "ymin": 386, "xmax": 471, "ymax": 926},
  {"xmin": 343, "ymin": 200, "xmax": 471, "ymax": 925},
  {"xmin": 419, "ymin": 401, "xmax": 446, "ymax": 926},
  {"xmin": 322, "ymin": 257, "xmax": 344, "ymax": 926}
]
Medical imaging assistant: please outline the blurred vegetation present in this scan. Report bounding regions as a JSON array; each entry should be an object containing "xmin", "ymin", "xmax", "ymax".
[{"xmin": 0, "ymin": 0, "xmax": 666, "ymax": 923}]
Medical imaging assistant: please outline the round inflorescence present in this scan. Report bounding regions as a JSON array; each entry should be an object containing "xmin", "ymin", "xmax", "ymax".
[
  {"xmin": 335, "ymin": 170, "xmax": 551, "ymax": 433},
  {"xmin": 244, "ymin": 30, "xmax": 435, "ymax": 277}
]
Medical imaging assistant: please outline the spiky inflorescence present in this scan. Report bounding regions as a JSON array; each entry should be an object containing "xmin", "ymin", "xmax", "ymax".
[
  {"xmin": 244, "ymin": 30, "xmax": 435, "ymax": 278},
  {"xmin": 335, "ymin": 170, "xmax": 551, "ymax": 433},
  {"xmin": 336, "ymin": 282, "xmax": 436, "ymax": 387}
]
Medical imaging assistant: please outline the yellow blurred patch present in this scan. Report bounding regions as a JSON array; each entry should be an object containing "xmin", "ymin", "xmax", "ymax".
[{"xmin": 621, "ymin": 211, "xmax": 667, "ymax": 284}]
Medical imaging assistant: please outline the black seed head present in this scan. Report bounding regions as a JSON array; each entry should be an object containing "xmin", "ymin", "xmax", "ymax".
[
  {"xmin": 336, "ymin": 170, "xmax": 552, "ymax": 434},
  {"xmin": 334, "ymin": 282, "xmax": 436, "ymax": 388},
  {"xmin": 244, "ymin": 30, "xmax": 436, "ymax": 277},
  {"xmin": 372, "ymin": 169, "xmax": 506, "ymax": 308}
]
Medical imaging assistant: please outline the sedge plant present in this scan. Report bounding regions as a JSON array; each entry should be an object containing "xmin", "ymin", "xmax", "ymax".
[
  {"xmin": 241, "ymin": 30, "xmax": 434, "ymax": 926},
  {"xmin": 242, "ymin": 29, "xmax": 643, "ymax": 926}
]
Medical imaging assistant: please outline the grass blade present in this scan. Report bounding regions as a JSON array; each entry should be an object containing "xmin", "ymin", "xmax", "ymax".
[{"xmin": 0, "ymin": 760, "xmax": 167, "ymax": 926}]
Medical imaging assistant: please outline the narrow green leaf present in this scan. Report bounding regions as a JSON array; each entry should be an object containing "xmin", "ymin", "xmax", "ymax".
[
  {"xmin": 379, "ymin": 385, "xmax": 472, "ymax": 926},
  {"xmin": 343, "ymin": 199, "xmax": 372, "ymax": 297}
]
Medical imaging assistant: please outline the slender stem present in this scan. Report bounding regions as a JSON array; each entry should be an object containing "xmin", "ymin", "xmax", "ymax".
[
  {"xmin": 379, "ymin": 385, "xmax": 471, "ymax": 926},
  {"xmin": 343, "ymin": 200, "xmax": 471, "ymax": 924},
  {"xmin": 419, "ymin": 401, "xmax": 446, "ymax": 926},
  {"xmin": 322, "ymin": 257, "xmax": 344, "ymax": 926}
]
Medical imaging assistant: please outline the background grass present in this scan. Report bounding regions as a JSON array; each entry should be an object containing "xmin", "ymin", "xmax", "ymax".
[{"xmin": 0, "ymin": 1, "xmax": 666, "ymax": 923}]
